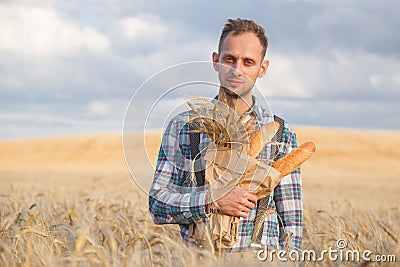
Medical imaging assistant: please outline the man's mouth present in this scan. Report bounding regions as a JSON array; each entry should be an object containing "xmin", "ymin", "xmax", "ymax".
[{"xmin": 227, "ymin": 79, "xmax": 244, "ymax": 87}]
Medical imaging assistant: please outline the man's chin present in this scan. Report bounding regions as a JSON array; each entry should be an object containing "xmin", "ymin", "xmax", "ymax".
[
  {"xmin": 221, "ymin": 87, "xmax": 239, "ymax": 98},
  {"xmin": 221, "ymin": 86, "xmax": 249, "ymax": 99}
]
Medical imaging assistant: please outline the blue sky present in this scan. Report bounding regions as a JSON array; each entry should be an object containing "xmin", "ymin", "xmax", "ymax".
[{"xmin": 1, "ymin": 0, "xmax": 399, "ymax": 140}]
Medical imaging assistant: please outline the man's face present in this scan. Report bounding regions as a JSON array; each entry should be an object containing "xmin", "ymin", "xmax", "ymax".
[{"xmin": 212, "ymin": 31, "xmax": 269, "ymax": 99}]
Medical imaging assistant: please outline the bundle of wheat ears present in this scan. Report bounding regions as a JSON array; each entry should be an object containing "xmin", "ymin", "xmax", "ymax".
[{"xmin": 187, "ymin": 97, "xmax": 316, "ymax": 251}]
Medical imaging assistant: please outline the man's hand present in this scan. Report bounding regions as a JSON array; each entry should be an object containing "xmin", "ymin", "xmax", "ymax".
[{"xmin": 213, "ymin": 186, "xmax": 257, "ymax": 218}]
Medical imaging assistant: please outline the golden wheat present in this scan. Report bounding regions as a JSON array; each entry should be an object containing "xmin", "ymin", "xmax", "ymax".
[
  {"xmin": 0, "ymin": 190, "xmax": 398, "ymax": 266},
  {"xmin": 1, "ymin": 128, "xmax": 399, "ymax": 266}
]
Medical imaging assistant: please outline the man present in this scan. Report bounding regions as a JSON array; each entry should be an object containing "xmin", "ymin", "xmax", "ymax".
[{"xmin": 149, "ymin": 18, "xmax": 302, "ymax": 251}]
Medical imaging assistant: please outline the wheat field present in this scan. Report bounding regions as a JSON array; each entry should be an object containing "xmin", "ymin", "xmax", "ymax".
[{"xmin": 0, "ymin": 126, "xmax": 399, "ymax": 266}]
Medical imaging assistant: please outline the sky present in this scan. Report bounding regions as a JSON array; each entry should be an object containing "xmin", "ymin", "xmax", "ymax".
[{"xmin": 1, "ymin": 0, "xmax": 399, "ymax": 140}]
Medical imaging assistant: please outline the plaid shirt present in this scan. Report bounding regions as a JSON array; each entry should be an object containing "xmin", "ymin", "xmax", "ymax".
[{"xmin": 149, "ymin": 97, "xmax": 302, "ymax": 251}]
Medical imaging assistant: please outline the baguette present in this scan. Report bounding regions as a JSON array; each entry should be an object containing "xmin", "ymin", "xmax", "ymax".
[
  {"xmin": 249, "ymin": 121, "xmax": 279, "ymax": 158},
  {"xmin": 255, "ymin": 141, "xmax": 316, "ymax": 199},
  {"xmin": 271, "ymin": 141, "xmax": 316, "ymax": 176}
]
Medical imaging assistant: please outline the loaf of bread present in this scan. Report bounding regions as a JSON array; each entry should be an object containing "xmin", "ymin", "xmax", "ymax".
[
  {"xmin": 254, "ymin": 141, "xmax": 316, "ymax": 199},
  {"xmin": 271, "ymin": 141, "xmax": 316, "ymax": 176},
  {"xmin": 249, "ymin": 121, "xmax": 279, "ymax": 158}
]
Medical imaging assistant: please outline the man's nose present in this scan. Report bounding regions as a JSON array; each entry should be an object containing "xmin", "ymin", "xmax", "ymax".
[{"xmin": 231, "ymin": 61, "xmax": 242, "ymax": 76}]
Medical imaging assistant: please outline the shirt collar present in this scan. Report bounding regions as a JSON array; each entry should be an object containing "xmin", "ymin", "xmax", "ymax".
[{"xmin": 241, "ymin": 95, "xmax": 264, "ymax": 123}]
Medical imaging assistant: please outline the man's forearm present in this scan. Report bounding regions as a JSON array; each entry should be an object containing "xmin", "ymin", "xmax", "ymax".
[{"xmin": 149, "ymin": 188, "xmax": 208, "ymax": 225}]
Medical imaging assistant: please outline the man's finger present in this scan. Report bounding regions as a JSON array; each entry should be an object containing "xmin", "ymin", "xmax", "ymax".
[
  {"xmin": 241, "ymin": 199, "xmax": 256, "ymax": 210},
  {"xmin": 246, "ymin": 193, "xmax": 258, "ymax": 204},
  {"xmin": 236, "ymin": 210, "xmax": 250, "ymax": 218},
  {"xmin": 240, "ymin": 206, "xmax": 251, "ymax": 214}
]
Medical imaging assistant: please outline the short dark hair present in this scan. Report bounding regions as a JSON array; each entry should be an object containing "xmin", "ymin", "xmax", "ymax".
[{"xmin": 218, "ymin": 18, "xmax": 269, "ymax": 59}]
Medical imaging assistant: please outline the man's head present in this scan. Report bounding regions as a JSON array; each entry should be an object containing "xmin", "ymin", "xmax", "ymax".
[{"xmin": 213, "ymin": 18, "xmax": 269, "ymax": 103}]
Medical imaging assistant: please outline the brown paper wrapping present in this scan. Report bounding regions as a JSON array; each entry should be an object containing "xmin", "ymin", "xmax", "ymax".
[{"xmin": 189, "ymin": 148, "xmax": 284, "ymax": 249}]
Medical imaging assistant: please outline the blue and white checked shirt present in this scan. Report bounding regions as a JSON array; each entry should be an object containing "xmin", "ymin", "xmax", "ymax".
[{"xmin": 149, "ymin": 96, "xmax": 302, "ymax": 251}]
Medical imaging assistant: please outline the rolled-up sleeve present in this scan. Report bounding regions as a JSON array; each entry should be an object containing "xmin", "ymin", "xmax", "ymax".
[{"xmin": 149, "ymin": 115, "xmax": 208, "ymax": 225}]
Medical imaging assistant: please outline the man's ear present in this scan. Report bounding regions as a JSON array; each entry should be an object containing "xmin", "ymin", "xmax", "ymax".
[
  {"xmin": 258, "ymin": 60, "xmax": 269, "ymax": 78},
  {"xmin": 212, "ymin": 52, "xmax": 219, "ymax": 71}
]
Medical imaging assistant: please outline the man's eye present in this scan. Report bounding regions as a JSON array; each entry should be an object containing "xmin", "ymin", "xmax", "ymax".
[
  {"xmin": 245, "ymin": 60, "xmax": 254, "ymax": 65},
  {"xmin": 225, "ymin": 57, "xmax": 233, "ymax": 63}
]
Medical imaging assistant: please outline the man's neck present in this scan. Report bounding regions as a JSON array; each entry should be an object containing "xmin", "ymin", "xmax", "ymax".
[{"xmin": 218, "ymin": 87, "xmax": 253, "ymax": 115}]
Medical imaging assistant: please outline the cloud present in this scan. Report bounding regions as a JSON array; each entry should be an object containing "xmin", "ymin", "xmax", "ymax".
[
  {"xmin": 87, "ymin": 101, "xmax": 110, "ymax": 117},
  {"xmin": 1, "ymin": 0, "xmax": 399, "ymax": 141},
  {"xmin": 369, "ymin": 73, "xmax": 400, "ymax": 89},
  {"xmin": 257, "ymin": 54, "xmax": 313, "ymax": 98},
  {"xmin": 258, "ymin": 48, "xmax": 400, "ymax": 101},
  {"xmin": 0, "ymin": 3, "xmax": 111, "ymax": 57},
  {"xmin": 270, "ymin": 97, "xmax": 399, "ymax": 130},
  {"xmin": 119, "ymin": 14, "xmax": 168, "ymax": 41},
  {"xmin": 0, "ymin": 96, "xmax": 129, "ymax": 140},
  {"xmin": 306, "ymin": 1, "xmax": 400, "ymax": 55},
  {"xmin": 128, "ymin": 40, "xmax": 216, "ymax": 79}
]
